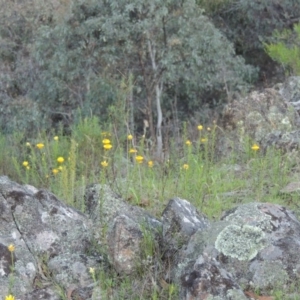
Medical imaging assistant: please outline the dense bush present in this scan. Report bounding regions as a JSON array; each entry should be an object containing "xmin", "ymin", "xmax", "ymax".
[
  {"xmin": 32, "ymin": 0, "xmax": 256, "ymax": 136},
  {"xmin": 208, "ymin": 0, "xmax": 300, "ymax": 80},
  {"xmin": 0, "ymin": 0, "xmax": 257, "ymax": 136}
]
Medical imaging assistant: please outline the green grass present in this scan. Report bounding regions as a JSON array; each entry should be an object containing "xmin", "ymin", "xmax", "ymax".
[{"xmin": 3, "ymin": 116, "xmax": 300, "ymax": 299}]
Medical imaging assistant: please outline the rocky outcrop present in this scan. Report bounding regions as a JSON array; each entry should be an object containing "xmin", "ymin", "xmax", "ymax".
[
  {"xmin": 2, "ymin": 176, "xmax": 300, "ymax": 299},
  {"xmin": 219, "ymin": 76, "xmax": 300, "ymax": 155},
  {"xmin": 177, "ymin": 202, "xmax": 300, "ymax": 299}
]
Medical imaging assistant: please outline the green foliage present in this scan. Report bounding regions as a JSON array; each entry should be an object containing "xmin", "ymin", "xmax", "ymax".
[
  {"xmin": 208, "ymin": 0, "xmax": 300, "ymax": 78},
  {"xmin": 0, "ymin": 0, "xmax": 257, "ymax": 136},
  {"xmin": 265, "ymin": 23, "xmax": 300, "ymax": 75}
]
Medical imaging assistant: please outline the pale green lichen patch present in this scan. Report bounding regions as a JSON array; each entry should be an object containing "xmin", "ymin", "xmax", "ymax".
[
  {"xmin": 215, "ymin": 224, "xmax": 266, "ymax": 261},
  {"xmin": 224, "ymin": 203, "xmax": 272, "ymax": 232}
]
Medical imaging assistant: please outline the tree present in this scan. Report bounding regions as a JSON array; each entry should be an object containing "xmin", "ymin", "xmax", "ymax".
[
  {"xmin": 32, "ymin": 0, "xmax": 256, "ymax": 154},
  {"xmin": 96, "ymin": 0, "xmax": 256, "ymax": 158}
]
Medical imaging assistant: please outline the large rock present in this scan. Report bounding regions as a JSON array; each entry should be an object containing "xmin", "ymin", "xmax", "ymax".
[
  {"xmin": 177, "ymin": 202, "xmax": 300, "ymax": 297},
  {"xmin": 0, "ymin": 176, "xmax": 99, "ymax": 299},
  {"xmin": 162, "ymin": 198, "xmax": 210, "ymax": 281},
  {"xmin": 219, "ymin": 79, "xmax": 300, "ymax": 156},
  {"xmin": 84, "ymin": 183, "xmax": 162, "ymax": 275}
]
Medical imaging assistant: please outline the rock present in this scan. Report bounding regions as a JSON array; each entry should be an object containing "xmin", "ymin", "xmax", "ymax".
[
  {"xmin": 3, "ymin": 175, "xmax": 300, "ymax": 299},
  {"xmin": 162, "ymin": 198, "xmax": 210, "ymax": 281},
  {"xmin": 0, "ymin": 176, "xmax": 100, "ymax": 299},
  {"xmin": 278, "ymin": 76, "xmax": 300, "ymax": 116},
  {"xmin": 280, "ymin": 181, "xmax": 300, "ymax": 194},
  {"xmin": 180, "ymin": 254, "xmax": 247, "ymax": 300},
  {"xmin": 85, "ymin": 183, "xmax": 162, "ymax": 275},
  {"xmin": 177, "ymin": 202, "xmax": 300, "ymax": 295},
  {"xmin": 219, "ymin": 81, "xmax": 300, "ymax": 156}
]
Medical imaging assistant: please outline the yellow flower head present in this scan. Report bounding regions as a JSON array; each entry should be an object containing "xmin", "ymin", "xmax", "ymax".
[
  {"xmin": 183, "ymin": 164, "xmax": 189, "ymax": 170},
  {"xmin": 135, "ymin": 155, "xmax": 144, "ymax": 164},
  {"xmin": 5, "ymin": 295, "xmax": 15, "ymax": 300},
  {"xmin": 103, "ymin": 144, "xmax": 112, "ymax": 150},
  {"xmin": 8, "ymin": 244, "xmax": 15, "ymax": 252},
  {"xmin": 251, "ymin": 144, "xmax": 260, "ymax": 151},
  {"xmin": 197, "ymin": 125, "xmax": 203, "ymax": 131},
  {"xmin": 148, "ymin": 160, "xmax": 153, "ymax": 168},
  {"xmin": 129, "ymin": 148, "xmax": 137, "ymax": 154},
  {"xmin": 89, "ymin": 267, "xmax": 95, "ymax": 275},
  {"xmin": 101, "ymin": 161, "xmax": 108, "ymax": 167},
  {"xmin": 36, "ymin": 143, "xmax": 44, "ymax": 149},
  {"xmin": 102, "ymin": 139, "xmax": 111, "ymax": 145},
  {"xmin": 200, "ymin": 138, "xmax": 207, "ymax": 143},
  {"xmin": 58, "ymin": 166, "xmax": 63, "ymax": 171},
  {"xmin": 54, "ymin": 136, "xmax": 59, "ymax": 141},
  {"xmin": 57, "ymin": 157, "xmax": 64, "ymax": 163},
  {"xmin": 52, "ymin": 168, "xmax": 59, "ymax": 175},
  {"xmin": 185, "ymin": 140, "xmax": 192, "ymax": 146},
  {"xmin": 22, "ymin": 161, "xmax": 29, "ymax": 167},
  {"xmin": 127, "ymin": 134, "xmax": 133, "ymax": 141},
  {"xmin": 26, "ymin": 142, "xmax": 31, "ymax": 147}
]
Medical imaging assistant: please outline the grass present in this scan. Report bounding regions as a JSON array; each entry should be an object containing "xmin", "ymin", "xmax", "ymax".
[{"xmin": 3, "ymin": 116, "xmax": 300, "ymax": 299}]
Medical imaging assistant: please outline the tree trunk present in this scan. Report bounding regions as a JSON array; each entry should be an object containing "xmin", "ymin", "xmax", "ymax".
[
  {"xmin": 147, "ymin": 36, "xmax": 163, "ymax": 160},
  {"xmin": 155, "ymin": 81, "xmax": 163, "ymax": 160}
]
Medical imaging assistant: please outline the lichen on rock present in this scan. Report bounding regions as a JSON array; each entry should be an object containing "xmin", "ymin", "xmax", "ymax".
[{"xmin": 215, "ymin": 224, "xmax": 266, "ymax": 261}]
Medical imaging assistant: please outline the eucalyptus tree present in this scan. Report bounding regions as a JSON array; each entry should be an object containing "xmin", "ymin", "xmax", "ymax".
[{"xmin": 98, "ymin": 0, "xmax": 256, "ymax": 158}]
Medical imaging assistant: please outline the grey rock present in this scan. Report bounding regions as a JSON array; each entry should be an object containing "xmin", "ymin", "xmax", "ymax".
[
  {"xmin": 218, "ymin": 77, "xmax": 300, "ymax": 159},
  {"xmin": 162, "ymin": 198, "xmax": 210, "ymax": 281},
  {"xmin": 180, "ymin": 254, "xmax": 247, "ymax": 300},
  {"xmin": 0, "ymin": 176, "xmax": 100, "ymax": 299},
  {"xmin": 177, "ymin": 202, "xmax": 300, "ymax": 295},
  {"xmin": 85, "ymin": 183, "xmax": 162, "ymax": 275}
]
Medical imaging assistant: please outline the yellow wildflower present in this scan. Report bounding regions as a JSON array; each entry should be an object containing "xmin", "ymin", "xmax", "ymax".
[
  {"xmin": 102, "ymin": 139, "xmax": 111, "ymax": 145},
  {"xmin": 57, "ymin": 157, "xmax": 64, "ymax": 163},
  {"xmin": 8, "ymin": 244, "xmax": 15, "ymax": 252},
  {"xmin": 201, "ymin": 138, "xmax": 207, "ymax": 143},
  {"xmin": 135, "ymin": 155, "xmax": 144, "ymax": 164},
  {"xmin": 52, "ymin": 168, "xmax": 59, "ymax": 175},
  {"xmin": 183, "ymin": 164, "xmax": 189, "ymax": 170},
  {"xmin": 129, "ymin": 148, "xmax": 137, "ymax": 154},
  {"xmin": 127, "ymin": 134, "xmax": 133, "ymax": 140},
  {"xmin": 148, "ymin": 161, "xmax": 153, "ymax": 168},
  {"xmin": 5, "ymin": 295, "xmax": 15, "ymax": 300},
  {"xmin": 36, "ymin": 143, "xmax": 44, "ymax": 149},
  {"xmin": 54, "ymin": 136, "xmax": 59, "ymax": 141},
  {"xmin": 22, "ymin": 161, "xmax": 29, "ymax": 167},
  {"xmin": 26, "ymin": 166, "xmax": 30, "ymax": 170},
  {"xmin": 251, "ymin": 144, "xmax": 260, "ymax": 151},
  {"xmin": 58, "ymin": 166, "xmax": 63, "ymax": 171},
  {"xmin": 103, "ymin": 144, "xmax": 112, "ymax": 150},
  {"xmin": 185, "ymin": 140, "xmax": 192, "ymax": 146},
  {"xmin": 89, "ymin": 267, "xmax": 95, "ymax": 275},
  {"xmin": 197, "ymin": 125, "xmax": 203, "ymax": 131},
  {"xmin": 26, "ymin": 142, "xmax": 31, "ymax": 147},
  {"xmin": 101, "ymin": 161, "xmax": 109, "ymax": 167}
]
